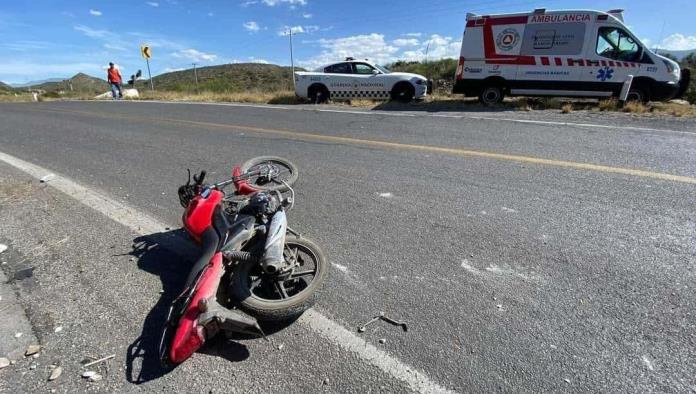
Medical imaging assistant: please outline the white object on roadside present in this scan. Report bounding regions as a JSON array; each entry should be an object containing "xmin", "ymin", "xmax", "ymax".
[
  {"xmin": 0, "ymin": 244, "xmax": 7, "ymax": 254},
  {"xmin": 619, "ymin": 75, "xmax": 634, "ymax": 103},
  {"xmin": 122, "ymin": 88, "xmax": 139, "ymax": 99},
  {"xmin": 94, "ymin": 91, "xmax": 113, "ymax": 100},
  {"xmin": 40, "ymin": 174, "xmax": 55, "ymax": 183}
]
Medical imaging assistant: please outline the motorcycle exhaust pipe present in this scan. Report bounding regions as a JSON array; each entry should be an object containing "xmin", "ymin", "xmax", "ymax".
[{"xmin": 262, "ymin": 210, "xmax": 287, "ymax": 274}]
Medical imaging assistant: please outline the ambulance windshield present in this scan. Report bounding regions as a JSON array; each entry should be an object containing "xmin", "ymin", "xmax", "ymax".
[{"xmin": 596, "ymin": 27, "xmax": 642, "ymax": 62}]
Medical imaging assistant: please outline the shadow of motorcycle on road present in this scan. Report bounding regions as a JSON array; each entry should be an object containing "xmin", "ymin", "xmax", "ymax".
[{"xmin": 124, "ymin": 228, "xmax": 294, "ymax": 384}]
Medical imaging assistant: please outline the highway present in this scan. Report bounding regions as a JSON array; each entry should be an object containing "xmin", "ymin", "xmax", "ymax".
[{"xmin": 0, "ymin": 101, "xmax": 694, "ymax": 393}]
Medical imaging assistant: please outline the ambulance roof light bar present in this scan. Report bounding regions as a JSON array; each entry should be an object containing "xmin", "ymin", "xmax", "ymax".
[
  {"xmin": 607, "ymin": 9, "xmax": 624, "ymax": 22},
  {"xmin": 533, "ymin": 8, "xmax": 546, "ymax": 14},
  {"xmin": 466, "ymin": 12, "xmax": 477, "ymax": 20}
]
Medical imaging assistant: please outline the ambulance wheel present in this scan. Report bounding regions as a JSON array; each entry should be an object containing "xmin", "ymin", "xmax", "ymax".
[
  {"xmin": 391, "ymin": 82, "xmax": 415, "ymax": 103},
  {"xmin": 308, "ymin": 84, "xmax": 329, "ymax": 104},
  {"xmin": 626, "ymin": 86, "xmax": 649, "ymax": 103},
  {"xmin": 479, "ymin": 86, "xmax": 504, "ymax": 106}
]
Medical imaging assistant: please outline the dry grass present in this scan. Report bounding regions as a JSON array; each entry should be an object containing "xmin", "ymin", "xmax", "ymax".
[
  {"xmin": 561, "ymin": 103, "xmax": 573, "ymax": 114},
  {"xmin": 650, "ymin": 102, "xmax": 696, "ymax": 117},
  {"xmin": 621, "ymin": 101, "xmax": 648, "ymax": 114},
  {"xmin": 0, "ymin": 93, "xmax": 34, "ymax": 102},
  {"xmin": 131, "ymin": 90, "xmax": 300, "ymax": 104},
  {"xmin": 515, "ymin": 98, "xmax": 532, "ymax": 111},
  {"xmin": 598, "ymin": 99, "xmax": 618, "ymax": 111}
]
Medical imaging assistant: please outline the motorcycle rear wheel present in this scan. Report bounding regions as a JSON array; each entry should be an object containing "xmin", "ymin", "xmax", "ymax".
[
  {"xmin": 230, "ymin": 237, "xmax": 327, "ymax": 321},
  {"xmin": 240, "ymin": 156, "xmax": 299, "ymax": 193}
]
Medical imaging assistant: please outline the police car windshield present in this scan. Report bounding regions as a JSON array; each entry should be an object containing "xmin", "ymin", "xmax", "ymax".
[{"xmin": 374, "ymin": 64, "xmax": 391, "ymax": 74}]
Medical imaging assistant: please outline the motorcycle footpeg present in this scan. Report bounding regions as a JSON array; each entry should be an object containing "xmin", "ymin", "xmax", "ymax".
[{"xmin": 198, "ymin": 300, "xmax": 266, "ymax": 339}]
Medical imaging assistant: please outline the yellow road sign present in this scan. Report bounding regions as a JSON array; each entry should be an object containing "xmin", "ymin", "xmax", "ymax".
[{"xmin": 140, "ymin": 45, "xmax": 152, "ymax": 59}]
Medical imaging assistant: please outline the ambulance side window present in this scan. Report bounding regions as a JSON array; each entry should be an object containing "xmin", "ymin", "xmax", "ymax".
[
  {"xmin": 520, "ymin": 23, "xmax": 585, "ymax": 55},
  {"xmin": 596, "ymin": 27, "xmax": 642, "ymax": 62}
]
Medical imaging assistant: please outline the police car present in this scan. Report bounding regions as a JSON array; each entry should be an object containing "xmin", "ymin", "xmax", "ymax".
[{"xmin": 295, "ymin": 58, "xmax": 431, "ymax": 103}]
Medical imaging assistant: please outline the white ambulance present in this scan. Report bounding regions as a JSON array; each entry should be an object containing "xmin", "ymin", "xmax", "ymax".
[{"xmin": 453, "ymin": 8, "xmax": 690, "ymax": 105}]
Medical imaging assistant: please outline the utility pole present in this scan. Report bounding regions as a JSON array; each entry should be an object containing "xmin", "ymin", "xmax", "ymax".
[
  {"xmin": 424, "ymin": 40, "xmax": 431, "ymax": 64},
  {"xmin": 288, "ymin": 27, "xmax": 296, "ymax": 89},
  {"xmin": 192, "ymin": 63, "xmax": 199, "ymax": 92}
]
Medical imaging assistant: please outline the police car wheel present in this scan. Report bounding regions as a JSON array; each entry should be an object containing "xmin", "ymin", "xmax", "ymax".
[
  {"xmin": 308, "ymin": 84, "xmax": 329, "ymax": 104},
  {"xmin": 479, "ymin": 86, "xmax": 504, "ymax": 106},
  {"xmin": 391, "ymin": 83, "xmax": 415, "ymax": 103}
]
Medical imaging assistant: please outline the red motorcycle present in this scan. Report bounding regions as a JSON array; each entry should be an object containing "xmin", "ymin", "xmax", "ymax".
[{"xmin": 160, "ymin": 156, "xmax": 328, "ymax": 365}]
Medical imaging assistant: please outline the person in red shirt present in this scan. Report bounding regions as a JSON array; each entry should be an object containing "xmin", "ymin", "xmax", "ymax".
[{"xmin": 107, "ymin": 62, "xmax": 123, "ymax": 99}]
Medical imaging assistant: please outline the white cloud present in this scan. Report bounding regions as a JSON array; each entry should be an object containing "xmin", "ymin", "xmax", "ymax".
[
  {"xmin": 302, "ymin": 13, "xmax": 312, "ymax": 19},
  {"xmin": 298, "ymin": 33, "xmax": 399, "ymax": 69},
  {"xmin": 658, "ymin": 33, "xmax": 696, "ymax": 51},
  {"xmin": 278, "ymin": 25, "xmax": 318, "ymax": 36},
  {"xmin": 89, "ymin": 9, "xmax": 102, "ymax": 16},
  {"xmin": 241, "ymin": 1, "xmax": 258, "ymax": 6},
  {"xmin": 248, "ymin": 57, "xmax": 270, "ymax": 64},
  {"xmin": 163, "ymin": 67, "xmax": 185, "ymax": 73},
  {"xmin": 243, "ymin": 21, "xmax": 260, "ymax": 32},
  {"xmin": 104, "ymin": 43, "xmax": 126, "ymax": 51},
  {"xmin": 393, "ymin": 38, "xmax": 419, "ymax": 47},
  {"xmin": 403, "ymin": 32, "xmax": 422, "ymax": 38},
  {"xmin": 400, "ymin": 34, "xmax": 460, "ymax": 61},
  {"xmin": 262, "ymin": 0, "xmax": 306, "ymax": 6},
  {"xmin": 74, "ymin": 25, "xmax": 115, "ymax": 39},
  {"xmin": 298, "ymin": 33, "xmax": 460, "ymax": 69},
  {"xmin": 146, "ymin": 1, "xmax": 159, "ymax": 7},
  {"xmin": 172, "ymin": 48, "xmax": 218, "ymax": 62}
]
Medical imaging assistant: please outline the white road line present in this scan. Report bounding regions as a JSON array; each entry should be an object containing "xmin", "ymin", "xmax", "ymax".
[
  {"xmin": 76, "ymin": 99, "xmax": 693, "ymax": 136},
  {"xmin": 0, "ymin": 150, "xmax": 454, "ymax": 394}
]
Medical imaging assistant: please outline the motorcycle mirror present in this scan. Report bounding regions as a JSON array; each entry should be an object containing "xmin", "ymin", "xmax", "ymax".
[{"xmin": 186, "ymin": 168, "xmax": 192, "ymax": 186}]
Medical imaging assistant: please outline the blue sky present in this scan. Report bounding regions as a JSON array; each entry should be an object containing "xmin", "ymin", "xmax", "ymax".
[{"xmin": 1, "ymin": 0, "xmax": 695, "ymax": 84}]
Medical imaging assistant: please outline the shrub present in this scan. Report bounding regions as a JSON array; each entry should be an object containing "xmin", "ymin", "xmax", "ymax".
[{"xmin": 598, "ymin": 99, "xmax": 618, "ymax": 111}]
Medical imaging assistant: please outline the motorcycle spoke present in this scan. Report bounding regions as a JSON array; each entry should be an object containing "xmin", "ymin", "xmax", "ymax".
[
  {"xmin": 275, "ymin": 281, "xmax": 290, "ymax": 299},
  {"xmin": 289, "ymin": 269, "xmax": 315, "ymax": 279}
]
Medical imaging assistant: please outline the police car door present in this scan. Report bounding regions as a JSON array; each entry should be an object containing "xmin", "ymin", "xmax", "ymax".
[
  {"xmin": 351, "ymin": 63, "xmax": 386, "ymax": 99},
  {"xmin": 324, "ymin": 62, "xmax": 354, "ymax": 100},
  {"xmin": 514, "ymin": 18, "xmax": 584, "ymax": 94},
  {"xmin": 583, "ymin": 25, "xmax": 644, "ymax": 96}
]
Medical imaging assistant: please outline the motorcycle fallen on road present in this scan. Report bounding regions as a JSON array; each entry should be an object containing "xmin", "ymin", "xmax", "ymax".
[{"xmin": 159, "ymin": 156, "xmax": 328, "ymax": 365}]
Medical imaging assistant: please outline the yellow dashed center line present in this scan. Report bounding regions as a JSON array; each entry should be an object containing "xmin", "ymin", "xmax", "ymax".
[{"xmin": 34, "ymin": 107, "xmax": 696, "ymax": 185}]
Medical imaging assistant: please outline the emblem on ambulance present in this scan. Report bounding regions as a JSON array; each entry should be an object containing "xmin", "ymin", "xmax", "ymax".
[{"xmin": 496, "ymin": 28, "xmax": 520, "ymax": 51}]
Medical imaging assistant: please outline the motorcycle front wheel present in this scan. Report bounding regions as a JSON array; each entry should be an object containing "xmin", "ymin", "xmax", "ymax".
[
  {"xmin": 230, "ymin": 237, "xmax": 328, "ymax": 321},
  {"xmin": 240, "ymin": 156, "xmax": 299, "ymax": 193}
]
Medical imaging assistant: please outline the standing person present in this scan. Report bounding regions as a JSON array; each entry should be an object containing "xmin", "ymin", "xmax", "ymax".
[{"xmin": 107, "ymin": 62, "xmax": 123, "ymax": 100}]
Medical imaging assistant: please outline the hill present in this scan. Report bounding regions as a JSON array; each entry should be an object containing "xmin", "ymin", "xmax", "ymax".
[
  {"xmin": 20, "ymin": 73, "xmax": 109, "ymax": 94},
  {"xmin": 10, "ymin": 78, "xmax": 65, "ymax": 88},
  {"xmin": 144, "ymin": 63, "xmax": 299, "ymax": 93},
  {"xmin": 656, "ymin": 49, "xmax": 696, "ymax": 61},
  {"xmin": 0, "ymin": 81, "xmax": 13, "ymax": 92}
]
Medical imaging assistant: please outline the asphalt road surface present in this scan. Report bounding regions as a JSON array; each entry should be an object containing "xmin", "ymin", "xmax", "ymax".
[{"xmin": 0, "ymin": 101, "xmax": 694, "ymax": 393}]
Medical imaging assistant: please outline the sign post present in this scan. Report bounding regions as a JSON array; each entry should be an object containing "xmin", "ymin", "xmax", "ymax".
[{"xmin": 140, "ymin": 44, "xmax": 154, "ymax": 91}]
